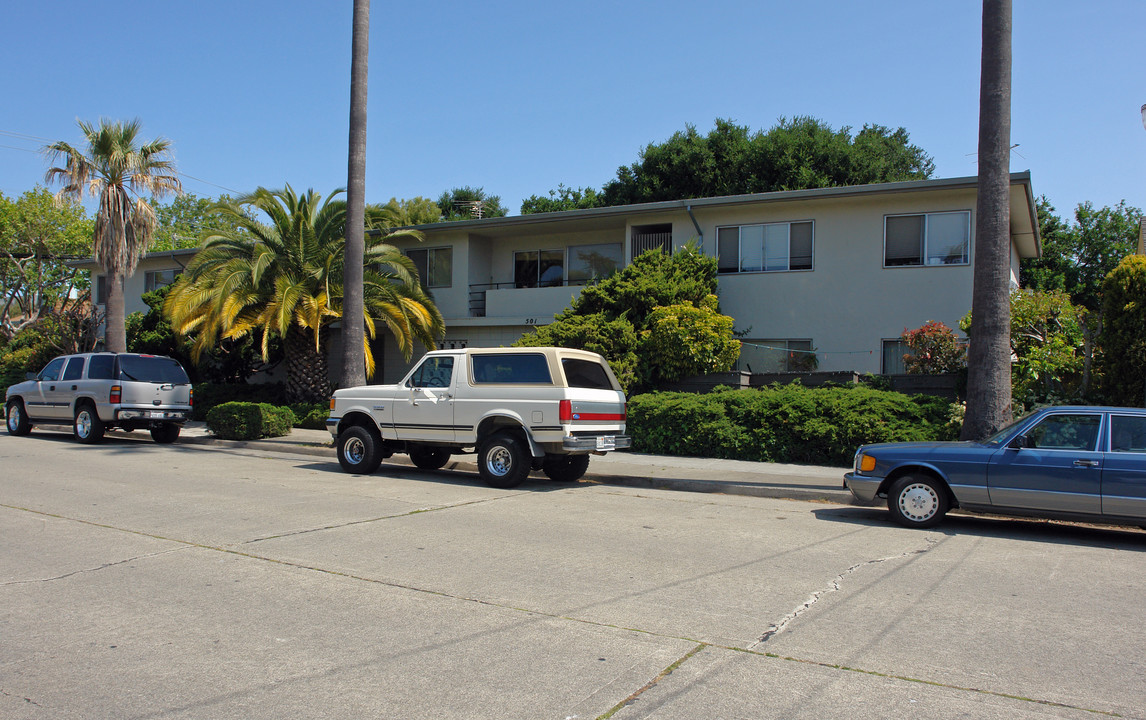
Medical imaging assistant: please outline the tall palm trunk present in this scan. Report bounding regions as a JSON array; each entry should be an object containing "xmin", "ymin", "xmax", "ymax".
[
  {"xmin": 285, "ymin": 325, "xmax": 331, "ymax": 404},
  {"xmin": 104, "ymin": 270, "xmax": 127, "ymax": 352},
  {"xmin": 341, "ymin": 0, "xmax": 370, "ymax": 389},
  {"xmin": 962, "ymin": 0, "xmax": 1013, "ymax": 440}
]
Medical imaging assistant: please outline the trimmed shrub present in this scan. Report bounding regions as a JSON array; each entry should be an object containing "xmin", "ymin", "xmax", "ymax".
[
  {"xmin": 192, "ymin": 382, "xmax": 287, "ymax": 420},
  {"xmin": 288, "ymin": 402, "xmax": 329, "ymax": 430},
  {"xmin": 206, "ymin": 402, "xmax": 295, "ymax": 440},
  {"xmin": 627, "ymin": 384, "xmax": 959, "ymax": 467}
]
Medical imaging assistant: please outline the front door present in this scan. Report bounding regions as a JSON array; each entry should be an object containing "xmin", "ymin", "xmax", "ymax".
[
  {"xmin": 27, "ymin": 357, "xmax": 69, "ymax": 420},
  {"xmin": 987, "ymin": 412, "xmax": 1103, "ymax": 515},
  {"xmin": 392, "ymin": 355, "xmax": 458, "ymax": 444}
]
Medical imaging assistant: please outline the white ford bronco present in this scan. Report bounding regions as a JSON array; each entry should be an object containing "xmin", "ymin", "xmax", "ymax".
[{"xmin": 327, "ymin": 347, "xmax": 631, "ymax": 488}]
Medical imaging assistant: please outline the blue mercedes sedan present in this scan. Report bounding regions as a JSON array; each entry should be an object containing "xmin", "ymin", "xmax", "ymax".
[{"xmin": 845, "ymin": 406, "xmax": 1146, "ymax": 528}]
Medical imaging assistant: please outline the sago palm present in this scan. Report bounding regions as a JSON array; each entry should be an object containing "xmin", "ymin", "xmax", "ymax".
[
  {"xmin": 165, "ymin": 185, "xmax": 444, "ymax": 403},
  {"xmin": 44, "ymin": 118, "xmax": 181, "ymax": 352}
]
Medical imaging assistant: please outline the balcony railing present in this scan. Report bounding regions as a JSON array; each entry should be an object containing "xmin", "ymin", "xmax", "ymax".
[{"xmin": 468, "ymin": 281, "xmax": 582, "ymax": 318}]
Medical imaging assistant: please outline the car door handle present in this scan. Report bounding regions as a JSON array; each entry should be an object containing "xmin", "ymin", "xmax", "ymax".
[{"xmin": 1073, "ymin": 459, "xmax": 1100, "ymax": 467}]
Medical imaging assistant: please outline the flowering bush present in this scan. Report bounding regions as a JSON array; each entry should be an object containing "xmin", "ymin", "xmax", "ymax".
[{"xmin": 901, "ymin": 321, "xmax": 966, "ymax": 374}]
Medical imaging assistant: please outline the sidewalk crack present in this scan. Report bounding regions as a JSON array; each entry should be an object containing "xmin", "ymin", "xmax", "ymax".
[
  {"xmin": 1, "ymin": 547, "xmax": 187, "ymax": 586},
  {"xmin": 753, "ymin": 536, "xmax": 939, "ymax": 646}
]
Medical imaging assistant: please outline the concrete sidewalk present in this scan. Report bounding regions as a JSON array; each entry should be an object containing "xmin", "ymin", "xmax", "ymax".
[{"xmin": 176, "ymin": 422, "xmax": 855, "ymax": 503}]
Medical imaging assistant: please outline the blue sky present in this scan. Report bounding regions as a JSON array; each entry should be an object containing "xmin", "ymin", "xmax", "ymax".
[{"xmin": 1, "ymin": 1, "xmax": 1143, "ymax": 221}]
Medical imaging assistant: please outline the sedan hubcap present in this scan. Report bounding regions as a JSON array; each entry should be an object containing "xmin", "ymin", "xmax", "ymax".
[{"xmin": 899, "ymin": 483, "xmax": 939, "ymax": 522}]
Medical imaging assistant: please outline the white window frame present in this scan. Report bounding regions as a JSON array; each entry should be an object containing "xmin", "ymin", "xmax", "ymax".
[
  {"xmin": 883, "ymin": 211, "xmax": 971, "ymax": 268},
  {"xmin": 717, "ymin": 220, "xmax": 814, "ymax": 274}
]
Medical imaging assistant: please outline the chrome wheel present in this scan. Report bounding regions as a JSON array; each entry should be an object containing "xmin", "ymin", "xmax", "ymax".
[
  {"xmin": 344, "ymin": 436, "xmax": 366, "ymax": 464},
  {"xmin": 73, "ymin": 405, "xmax": 104, "ymax": 444},
  {"xmin": 7, "ymin": 404, "xmax": 21, "ymax": 432},
  {"xmin": 486, "ymin": 444, "xmax": 513, "ymax": 477}
]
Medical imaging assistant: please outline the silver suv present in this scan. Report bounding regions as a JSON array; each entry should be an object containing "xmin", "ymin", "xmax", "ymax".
[{"xmin": 5, "ymin": 353, "xmax": 193, "ymax": 444}]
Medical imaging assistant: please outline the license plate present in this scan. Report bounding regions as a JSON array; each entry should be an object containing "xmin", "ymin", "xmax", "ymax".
[
  {"xmin": 149, "ymin": 411, "xmax": 165, "ymax": 419},
  {"xmin": 596, "ymin": 436, "xmax": 616, "ymax": 451}
]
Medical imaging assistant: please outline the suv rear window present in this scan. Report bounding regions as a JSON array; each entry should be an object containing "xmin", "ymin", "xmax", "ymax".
[
  {"xmin": 117, "ymin": 355, "xmax": 190, "ymax": 384},
  {"xmin": 562, "ymin": 358, "xmax": 614, "ymax": 390},
  {"xmin": 472, "ymin": 353, "xmax": 552, "ymax": 384}
]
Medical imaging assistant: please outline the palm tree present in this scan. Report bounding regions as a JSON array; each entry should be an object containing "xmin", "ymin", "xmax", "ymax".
[
  {"xmin": 164, "ymin": 185, "xmax": 444, "ymax": 403},
  {"xmin": 962, "ymin": 0, "xmax": 1013, "ymax": 440},
  {"xmin": 44, "ymin": 118, "xmax": 181, "ymax": 352},
  {"xmin": 342, "ymin": 0, "xmax": 371, "ymax": 390}
]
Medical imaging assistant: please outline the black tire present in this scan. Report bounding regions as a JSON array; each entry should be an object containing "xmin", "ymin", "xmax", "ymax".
[
  {"xmin": 337, "ymin": 425, "xmax": 383, "ymax": 474},
  {"xmin": 6, "ymin": 399, "xmax": 32, "ymax": 436},
  {"xmin": 887, "ymin": 473, "xmax": 949, "ymax": 528},
  {"xmin": 409, "ymin": 446, "xmax": 451, "ymax": 470},
  {"xmin": 150, "ymin": 424, "xmax": 181, "ymax": 444},
  {"xmin": 477, "ymin": 432, "xmax": 532, "ymax": 489},
  {"xmin": 542, "ymin": 453, "xmax": 591, "ymax": 482},
  {"xmin": 73, "ymin": 403, "xmax": 105, "ymax": 444}
]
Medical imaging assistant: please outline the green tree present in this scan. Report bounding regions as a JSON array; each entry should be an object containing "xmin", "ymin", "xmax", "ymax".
[
  {"xmin": 43, "ymin": 118, "xmax": 182, "ymax": 353},
  {"xmin": 378, "ymin": 197, "xmax": 442, "ymax": 226},
  {"xmin": 1097, "ymin": 255, "xmax": 1146, "ymax": 407},
  {"xmin": 436, "ymin": 186, "xmax": 508, "ymax": 221},
  {"xmin": 164, "ymin": 186, "xmax": 444, "ymax": 403},
  {"xmin": 591, "ymin": 117, "xmax": 934, "ymax": 207},
  {"xmin": 520, "ymin": 184, "xmax": 605, "ymax": 215},
  {"xmin": 149, "ymin": 192, "xmax": 242, "ymax": 251},
  {"xmin": 0, "ymin": 187, "xmax": 93, "ymax": 341},
  {"xmin": 961, "ymin": 0, "xmax": 1013, "ymax": 441},
  {"xmin": 514, "ymin": 242, "xmax": 737, "ymax": 392}
]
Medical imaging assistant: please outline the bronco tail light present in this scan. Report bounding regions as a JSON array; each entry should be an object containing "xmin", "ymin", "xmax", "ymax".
[
  {"xmin": 559, "ymin": 399, "xmax": 573, "ymax": 422},
  {"xmin": 109, "ymin": 385, "xmax": 122, "ymax": 404}
]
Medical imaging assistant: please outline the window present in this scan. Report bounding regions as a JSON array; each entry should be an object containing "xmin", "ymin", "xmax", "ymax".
[
  {"xmin": 1109, "ymin": 415, "xmax": 1146, "ymax": 453},
  {"xmin": 407, "ymin": 247, "xmax": 452, "ymax": 288},
  {"xmin": 96, "ymin": 275, "xmax": 107, "ymax": 305},
  {"xmin": 38, "ymin": 357, "xmax": 66, "ymax": 382},
  {"xmin": 631, "ymin": 223, "xmax": 672, "ymax": 260},
  {"xmin": 515, "ymin": 250, "xmax": 564, "ymax": 288},
  {"xmin": 567, "ymin": 243, "xmax": 622, "ymax": 285},
  {"xmin": 62, "ymin": 357, "xmax": 85, "ymax": 381},
  {"xmin": 738, "ymin": 340, "xmax": 814, "ymax": 373},
  {"xmin": 145, "ymin": 269, "xmax": 179, "ymax": 292},
  {"xmin": 718, "ymin": 221, "xmax": 813, "ymax": 273},
  {"xmin": 562, "ymin": 358, "xmax": 615, "ymax": 390},
  {"xmin": 472, "ymin": 353, "xmax": 552, "ymax": 384},
  {"xmin": 406, "ymin": 355, "xmax": 455, "ymax": 388},
  {"xmin": 1025, "ymin": 414, "xmax": 1101, "ymax": 451},
  {"xmin": 117, "ymin": 355, "xmax": 190, "ymax": 384},
  {"xmin": 88, "ymin": 355, "xmax": 116, "ymax": 380},
  {"xmin": 882, "ymin": 339, "xmax": 908, "ymax": 374},
  {"xmin": 884, "ymin": 211, "xmax": 970, "ymax": 267}
]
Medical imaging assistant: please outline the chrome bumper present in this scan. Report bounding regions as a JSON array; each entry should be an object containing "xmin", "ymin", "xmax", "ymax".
[{"xmin": 562, "ymin": 434, "xmax": 632, "ymax": 452}]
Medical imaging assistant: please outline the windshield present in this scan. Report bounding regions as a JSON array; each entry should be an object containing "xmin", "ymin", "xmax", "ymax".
[{"xmin": 117, "ymin": 355, "xmax": 190, "ymax": 384}]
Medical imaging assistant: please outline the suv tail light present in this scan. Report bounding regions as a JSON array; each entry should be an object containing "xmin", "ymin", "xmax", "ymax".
[
  {"xmin": 109, "ymin": 385, "xmax": 121, "ymax": 404},
  {"xmin": 559, "ymin": 399, "xmax": 572, "ymax": 422},
  {"xmin": 189, "ymin": 387, "xmax": 194, "ymax": 407}
]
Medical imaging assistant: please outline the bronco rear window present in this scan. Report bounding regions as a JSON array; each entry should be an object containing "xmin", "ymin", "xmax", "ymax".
[
  {"xmin": 561, "ymin": 358, "xmax": 614, "ymax": 390},
  {"xmin": 472, "ymin": 353, "xmax": 552, "ymax": 384},
  {"xmin": 117, "ymin": 355, "xmax": 190, "ymax": 384}
]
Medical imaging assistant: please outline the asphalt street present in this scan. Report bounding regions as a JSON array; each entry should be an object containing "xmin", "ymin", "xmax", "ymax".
[{"xmin": 2, "ymin": 429, "xmax": 1145, "ymax": 719}]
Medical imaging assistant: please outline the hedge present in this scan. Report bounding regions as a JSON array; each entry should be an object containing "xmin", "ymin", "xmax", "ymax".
[
  {"xmin": 627, "ymin": 384, "xmax": 960, "ymax": 467},
  {"xmin": 192, "ymin": 382, "xmax": 286, "ymax": 420},
  {"xmin": 205, "ymin": 402, "xmax": 296, "ymax": 440}
]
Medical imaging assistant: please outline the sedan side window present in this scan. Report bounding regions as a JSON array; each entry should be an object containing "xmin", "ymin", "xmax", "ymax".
[
  {"xmin": 1026, "ymin": 414, "xmax": 1101, "ymax": 451},
  {"xmin": 1109, "ymin": 415, "xmax": 1146, "ymax": 453}
]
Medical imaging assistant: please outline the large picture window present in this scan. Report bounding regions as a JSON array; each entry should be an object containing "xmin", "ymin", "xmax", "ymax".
[
  {"xmin": 145, "ymin": 268, "xmax": 179, "ymax": 292},
  {"xmin": 717, "ymin": 221, "xmax": 813, "ymax": 273},
  {"xmin": 515, "ymin": 249, "xmax": 564, "ymax": 288},
  {"xmin": 884, "ymin": 211, "xmax": 970, "ymax": 267},
  {"xmin": 567, "ymin": 243, "xmax": 622, "ymax": 284},
  {"xmin": 407, "ymin": 247, "xmax": 452, "ymax": 288}
]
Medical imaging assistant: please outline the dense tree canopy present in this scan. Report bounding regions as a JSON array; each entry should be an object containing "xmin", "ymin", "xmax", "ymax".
[
  {"xmin": 522, "ymin": 117, "xmax": 935, "ymax": 214},
  {"xmin": 436, "ymin": 186, "xmax": 508, "ymax": 221},
  {"xmin": 1098, "ymin": 256, "xmax": 1146, "ymax": 406},
  {"xmin": 149, "ymin": 192, "xmax": 243, "ymax": 251}
]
